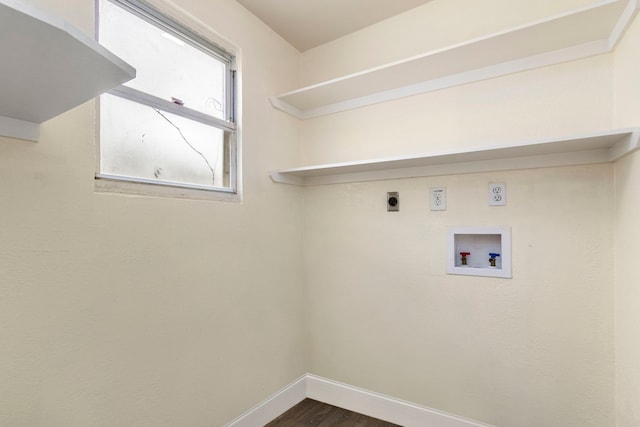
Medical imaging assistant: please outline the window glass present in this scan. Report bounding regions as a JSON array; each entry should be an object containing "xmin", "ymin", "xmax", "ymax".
[
  {"xmin": 100, "ymin": 0, "xmax": 227, "ymax": 119},
  {"xmin": 98, "ymin": 0, "xmax": 236, "ymax": 193},
  {"xmin": 101, "ymin": 94, "xmax": 227, "ymax": 188}
]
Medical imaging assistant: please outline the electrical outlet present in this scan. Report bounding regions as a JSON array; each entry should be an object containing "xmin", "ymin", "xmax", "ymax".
[
  {"xmin": 430, "ymin": 187, "xmax": 446, "ymax": 211},
  {"xmin": 387, "ymin": 192, "xmax": 399, "ymax": 212},
  {"xmin": 489, "ymin": 182, "xmax": 506, "ymax": 206}
]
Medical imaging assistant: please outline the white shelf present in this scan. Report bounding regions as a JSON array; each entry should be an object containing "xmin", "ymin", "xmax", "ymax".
[
  {"xmin": 0, "ymin": 0, "xmax": 135, "ymax": 141},
  {"xmin": 270, "ymin": 128, "xmax": 640, "ymax": 186},
  {"xmin": 270, "ymin": 0, "xmax": 639, "ymax": 119}
]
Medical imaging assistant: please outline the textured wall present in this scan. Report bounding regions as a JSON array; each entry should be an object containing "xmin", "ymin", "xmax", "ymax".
[
  {"xmin": 613, "ymin": 151, "xmax": 640, "ymax": 427},
  {"xmin": 2, "ymin": 0, "xmax": 636, "ymax": 425},
  {"xmin": 0, "ymin": 0, "xmax": 304, "ymax": 425},
  {"xmin": 303, "ymin": 167, "xmax": 614, "ymax": 427},
  {"xmin": 613, "ymin": 13, "xmax": 640, "ymax": 427},
  {"xmin": 298, "ymin": 0, "xmax": 617, "ymax": 426}
]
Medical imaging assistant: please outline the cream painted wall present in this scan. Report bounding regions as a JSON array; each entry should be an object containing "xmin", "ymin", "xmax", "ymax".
[
  {"xmin": 298, "ymin": 0, "xmax": 613, "ymax": 167},
  {"xmin": 299, "ymin": 0, "xmax": 617, "ymax": 426},
  {"xmin": 613, "ymin": 151, "xmax": 640, "ymax": 427},
  {"xmin": 0, "ymin": 0, "xmax": 304, "ymax": 426},
  {"xmin": 303, "ymin": 167, "xmax": 614, "ymax": 427},
  {"xmin": 2, "ymin": 0, "xmax": 635, "ymax": 425},
  {"xmin": 300, "ymin": 54, "xmax": 613, "ymax": 165},
  {"xmin": 612, "ymin": 13, "xmax": 640, "ymax": 427}
]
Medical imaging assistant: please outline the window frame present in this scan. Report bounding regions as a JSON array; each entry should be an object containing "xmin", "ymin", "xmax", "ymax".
[{"xmin": 95, "ymin": 0, "xmax": 238, "ymax": 196}]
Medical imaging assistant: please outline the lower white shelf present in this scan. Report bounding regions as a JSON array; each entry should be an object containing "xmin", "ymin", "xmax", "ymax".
[{"xmin": 270, "ymin": 128, "xmax": 640, "ymax": 186}]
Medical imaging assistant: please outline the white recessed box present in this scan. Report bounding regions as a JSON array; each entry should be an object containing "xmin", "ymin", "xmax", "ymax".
[{"xmin": 446, "ymin": 227, "xmax": 512, "ymax": 278}]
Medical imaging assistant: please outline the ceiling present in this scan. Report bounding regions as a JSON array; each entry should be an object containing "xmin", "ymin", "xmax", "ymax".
[{"xmin": 236, "ymin": 0, "xmax": 434, "ymax": 52}]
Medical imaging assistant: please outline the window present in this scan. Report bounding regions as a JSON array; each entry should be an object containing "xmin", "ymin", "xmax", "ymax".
[{"xmin": 97, "ymin": 0, "xmax": 237, "ymax": 193}]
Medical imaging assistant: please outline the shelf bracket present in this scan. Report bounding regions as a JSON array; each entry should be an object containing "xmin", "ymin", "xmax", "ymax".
[{"xmin": 270, "ymin": 171, "xmax": 304, "ymax": 186}]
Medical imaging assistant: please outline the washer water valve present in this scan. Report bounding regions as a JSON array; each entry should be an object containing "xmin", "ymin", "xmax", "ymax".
[
  {"xmin": 489, "ymin": 253, "xmax": 500, "ymax": 267},
  {"xmin": 460, "ymin": 252, "xmax": 470, "ymax": 266}
]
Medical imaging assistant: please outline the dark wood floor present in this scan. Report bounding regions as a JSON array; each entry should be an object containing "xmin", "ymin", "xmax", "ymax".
[{"xmin": 264, "ymin": 398, "xmax": 402, "ymax": 427}]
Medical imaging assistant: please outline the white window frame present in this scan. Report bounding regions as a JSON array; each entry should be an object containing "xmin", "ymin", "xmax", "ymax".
[{"xmin": 95, "ymin": 0, "xmax": 238, "ymax": 197}]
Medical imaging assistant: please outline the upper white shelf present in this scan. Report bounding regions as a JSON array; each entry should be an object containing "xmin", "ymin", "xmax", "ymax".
[
  {"xmin": 270, "ymin": 128, "xmax": 640, "ymax": 186},
  {"xmin": 0, "ymin": 0, "xmax": 135, "ymax": 141},
  {"xmin": 270, "ymin": 0, "xmax": 639, "ymax": 120}
]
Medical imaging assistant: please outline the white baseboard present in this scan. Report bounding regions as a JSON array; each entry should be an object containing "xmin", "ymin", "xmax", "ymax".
[
  {"xmin": 223, "ymin": 374, "xmax": 306, "ymax": 427},
  {"xmin": 225, "ymin": 373, "xmax": 496, "ymax": 427},
  {"xmin": 225, "ymin": 374, "xmax": 495, "ymax": 427},
  {"xmin": 306, "ymin": 374, "xmax": 496, "ymax": 427}
]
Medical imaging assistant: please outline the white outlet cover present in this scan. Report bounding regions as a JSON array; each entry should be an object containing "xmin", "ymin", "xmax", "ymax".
[
  {"xmin": 430, "ymin": 187, "xmax": 446, "ymax": 211},
  {"xmin": 489, "ymin": 182, "xmax": 506, "ymax": 206}
]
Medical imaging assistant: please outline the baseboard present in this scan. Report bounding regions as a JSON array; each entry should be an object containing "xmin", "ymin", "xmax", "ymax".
[
  {"xmin": 223, "ymin": 374, "xmax": 306, "ymax": 427},
  {"xmin": 306, "ymin": 374, "xmax": 496, "ymax": 427},
  {"xmin": 225, "ymin": 373, "xmax": 496, "ymax": 427}
]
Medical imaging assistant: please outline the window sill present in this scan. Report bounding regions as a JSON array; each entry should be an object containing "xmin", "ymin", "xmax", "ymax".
[{"xmin": 94, "ymin": 175, "xmax": 241, "ymax": 202}]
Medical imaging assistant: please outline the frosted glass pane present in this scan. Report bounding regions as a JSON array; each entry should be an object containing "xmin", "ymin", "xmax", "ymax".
[
  {"xmin": 99, "ymin": 0, "xmax": 227, "ymax": 119},
  {"xmin": 101, "ymin": 95, "xmax": 226, "ymax": 188}
]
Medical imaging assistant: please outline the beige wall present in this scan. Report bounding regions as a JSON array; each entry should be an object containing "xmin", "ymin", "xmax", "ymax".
[
  {"xmin": 0, "ymin": 0, "xmax": 304, "ymax": 426},
  {"xmin": 299, "ymin": 2, "xmax": 612, "ymax": 167},
  {"xmin": 300, "ymin": 1, "xmax": 618, "ymax": 426},
  {"xmin": 3, "ymin": 0, "xmax": 640, "ymax": 425},
  {"xmin": 304, "ymin": 167, "xmax": 614, "ymax": 427},
  {"xmin": 300, "ymin": 55, "xmax": 612, "ymax": 165},
  {"xmin": 613, "ymin": 12, "xmax": 640, "ymax": 427},
  {"xmin": 613, "ymin": 151, "xmax": 640, "ymax": 427}
]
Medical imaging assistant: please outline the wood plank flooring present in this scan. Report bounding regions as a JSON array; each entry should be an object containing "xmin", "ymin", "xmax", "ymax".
[{"xmin": 264, "ymin": 398, "xmax": 402, "ymax": 426}]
